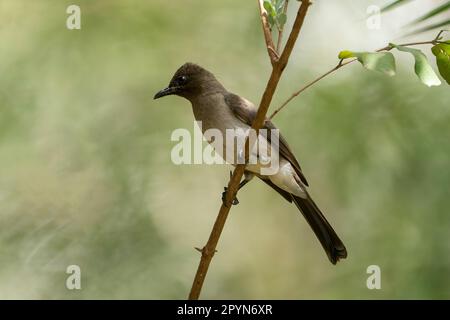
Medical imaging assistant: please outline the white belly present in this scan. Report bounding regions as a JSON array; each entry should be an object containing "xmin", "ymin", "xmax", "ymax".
[{"xmin": 192, "ymin": 94, "xmax": 306, "ymax": 198}]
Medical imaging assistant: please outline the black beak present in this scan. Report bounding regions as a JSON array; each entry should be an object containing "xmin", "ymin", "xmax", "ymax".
[{"xmin": 154, "ymin": 86, "xmax": 178, "ymax": 99}]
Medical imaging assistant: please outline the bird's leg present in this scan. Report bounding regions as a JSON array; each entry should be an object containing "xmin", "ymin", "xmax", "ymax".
[{"xmin": 222, "ymin": 171, "xmax": 254, "ymax": 206}]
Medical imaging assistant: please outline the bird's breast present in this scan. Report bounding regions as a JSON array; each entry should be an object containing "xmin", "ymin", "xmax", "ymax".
[{"xmin": 191, "ymin": 93, "xmax": 248, "ymax": 133}]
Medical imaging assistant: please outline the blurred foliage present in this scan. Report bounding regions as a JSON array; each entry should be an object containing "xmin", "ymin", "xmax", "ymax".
[
  {"xmin": 0, "ymin": 0, "xmax": 449, "ymax": 299},
  {"xmin": 382, "ymin": 0, "xmax": 450, "ymax": 35}
]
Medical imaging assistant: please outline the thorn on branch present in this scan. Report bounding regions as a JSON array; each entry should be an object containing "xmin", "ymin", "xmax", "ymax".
[{"xmin": 195, "ymin": 246, "xmax": 217, "ymax": 256}]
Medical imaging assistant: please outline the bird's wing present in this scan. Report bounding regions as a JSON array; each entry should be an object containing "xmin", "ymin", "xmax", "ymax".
[{"xmin": 224, "ymin": 92, "xmax": 308, "ymax": 186}]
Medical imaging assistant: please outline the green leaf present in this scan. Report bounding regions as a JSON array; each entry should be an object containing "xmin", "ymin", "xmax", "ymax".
[
  {"xmin": 381, "ymin": 0, "xmax": 413, "ymax": 13},
  {"xmin": 275, "ymin": 0, "xmax": 285, "ymax": 13},
  {"xmin": 410, "ymin": 1, "xmax": 450, "ymax": 24},
  {"xmin": 263, "ymin": 0, "xmax": 273, "ymax": 12},
  {"xmin": 264, "ymin": 0, "xmax": 276, "ymax": 27},
  {"xmin": 353, "ymin": 52, "xmax": 397, "ymax": 76},
  {"xmin": 392, "ymin": 44, "xmax": 441, "ymax": 87},
  {"xmin": 277, "ymin": 13, "xmax": 287, "ymax": 27},
  {"xmin": 267, "ymin": 14, "xmax": 275, "ymax": 28},
  {"xmin": 432, "ymin": 42, "xmax": 450, "ymax": 85},
  {"xmin": 382, "ymin": 0, "xmax": 450, "ymax": 35},
  {"xmin": 338, "ymin": 50, "xmax": 355, "ymax": 59},
  {"xmin": 263, "ymin": 0, "xmax": 276, "ymax": 17},
  {"xmin": 405, "ymin": 19, "xmax": 450, "ymax": 36}
]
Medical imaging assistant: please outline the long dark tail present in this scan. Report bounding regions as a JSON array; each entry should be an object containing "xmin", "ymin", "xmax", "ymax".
[{"xmin": 292, "ymin": 193, "xmax": 347, "ymax": 264}]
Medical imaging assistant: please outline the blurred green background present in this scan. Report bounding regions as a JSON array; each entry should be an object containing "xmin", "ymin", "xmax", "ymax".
[{"xmin": 0, "ymin": 0, "xmax": 449, "ymax": 299}]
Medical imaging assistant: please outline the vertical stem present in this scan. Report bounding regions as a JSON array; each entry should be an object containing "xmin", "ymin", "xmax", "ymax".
[{"xmin": 188, "ymin": 0, "xmax": 311, "ymax": 300}]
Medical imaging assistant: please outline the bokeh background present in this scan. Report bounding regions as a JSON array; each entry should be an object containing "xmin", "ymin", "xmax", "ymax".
[{"xmin": 1, "ymin": 0, "xmax": 449, "ymax": 299}]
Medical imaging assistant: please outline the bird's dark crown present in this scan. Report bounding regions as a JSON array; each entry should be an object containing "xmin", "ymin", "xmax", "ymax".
[
  {"xmin": 171, "ymin": 63, "xmax": 210, "ymax": 82},
  {"xmin": 154, "ymin": 63, "xmax": 225, "ymax": 101}
]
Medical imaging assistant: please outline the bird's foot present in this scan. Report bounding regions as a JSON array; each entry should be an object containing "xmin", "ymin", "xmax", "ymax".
[{"xmin": 222, "ymin": 187, "xmax": 239, "ymax": 207}]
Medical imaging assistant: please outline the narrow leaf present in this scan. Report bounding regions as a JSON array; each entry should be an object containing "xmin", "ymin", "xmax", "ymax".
[
  {"xmin": 432, "ymin": 42, "xmax": 450, "ymax": 85},
  {"xmin": 381, "ymin": 0, "xmax": 413, "ymax": 13},
  {"xmin": 405, "ymin": 19, "xmax": 450, "ymax": 36},
  {"xmin": 263, "ymin": 0, "xmax": 272, "ymax": 12},
  {"xmin": 392, "ymin": 44, "xmax": 441, "ymax": 86},
  {"xmin": 410, "ymin": 1, "xmax": 450, "ymax": 24},
  {"xmin": 263, "ymin": 0, "xmax": 276, "ymax": 17}
]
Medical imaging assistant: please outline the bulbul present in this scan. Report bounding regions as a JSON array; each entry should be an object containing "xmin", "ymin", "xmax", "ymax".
[{"xmin": 154, "ymin": 63, "xmax": 347, "ymax": 264}]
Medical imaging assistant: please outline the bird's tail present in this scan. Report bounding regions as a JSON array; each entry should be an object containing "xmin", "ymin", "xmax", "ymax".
[{"xmin": 292, "ymin": 193, "xmax": 347, "ymax": 264}]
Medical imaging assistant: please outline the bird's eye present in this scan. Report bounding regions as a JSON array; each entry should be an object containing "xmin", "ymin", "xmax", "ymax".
[{"xmin": 177, "ymin": 75, "xmax": 188, "ymax": 85}]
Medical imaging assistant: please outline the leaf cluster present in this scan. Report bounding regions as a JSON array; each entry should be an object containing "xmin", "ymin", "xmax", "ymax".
[
  {"xmin": 338, "ymin": 33, "xmax": 450, "ymax": 87},
  {"xmin": 263, "ymin": 0, "xmax": 287, "ymax": 31}
]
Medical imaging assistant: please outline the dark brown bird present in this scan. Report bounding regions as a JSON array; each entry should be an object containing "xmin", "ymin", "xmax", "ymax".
[{"xmin": 154, "ymin": 63, "xmax": 347, "ymax": 264}]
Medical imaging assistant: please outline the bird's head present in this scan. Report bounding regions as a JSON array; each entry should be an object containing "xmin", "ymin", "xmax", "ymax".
[{"xmin": 154, "ymin": 63, "xmax": 223, "ymax": 101}]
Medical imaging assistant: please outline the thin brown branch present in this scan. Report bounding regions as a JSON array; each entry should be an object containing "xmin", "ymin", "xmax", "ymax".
[
  {"xmin": 269, "ymin": 38, "xmax": 442, "ymax": 119},
  {"xmin": 188, "ymin": 0, "xmax": 311, "ymax": 300},
  {"xmin": 276, "ymin": 0, "xmax": 289, "ymax": 53},
  {"xmin": 258, "ymin": 0, "xmax": 279, "ymax": 65},
  {"xmin": 269, "ymin": 60, "xmax": 350, "ymax": 119}
]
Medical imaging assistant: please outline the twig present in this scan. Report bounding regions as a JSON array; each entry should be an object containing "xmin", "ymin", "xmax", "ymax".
[
  {"xmin": 269, "ymin": 37, "xmax": 443, "ymax": 119},
  {"xmin": 432, "ymin": 29, "xmax": 447, "ymax": 42},
  {"xmin": 258, "ymin": 0, "xmax": 279, "ymax": 65},
  {"xmin": 188, "ymin": 0, "xmax": 311, "ymax": 300},
  {"xmin": 276, "ymin": 0, "xmax": 289, "ymax": 53}
]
